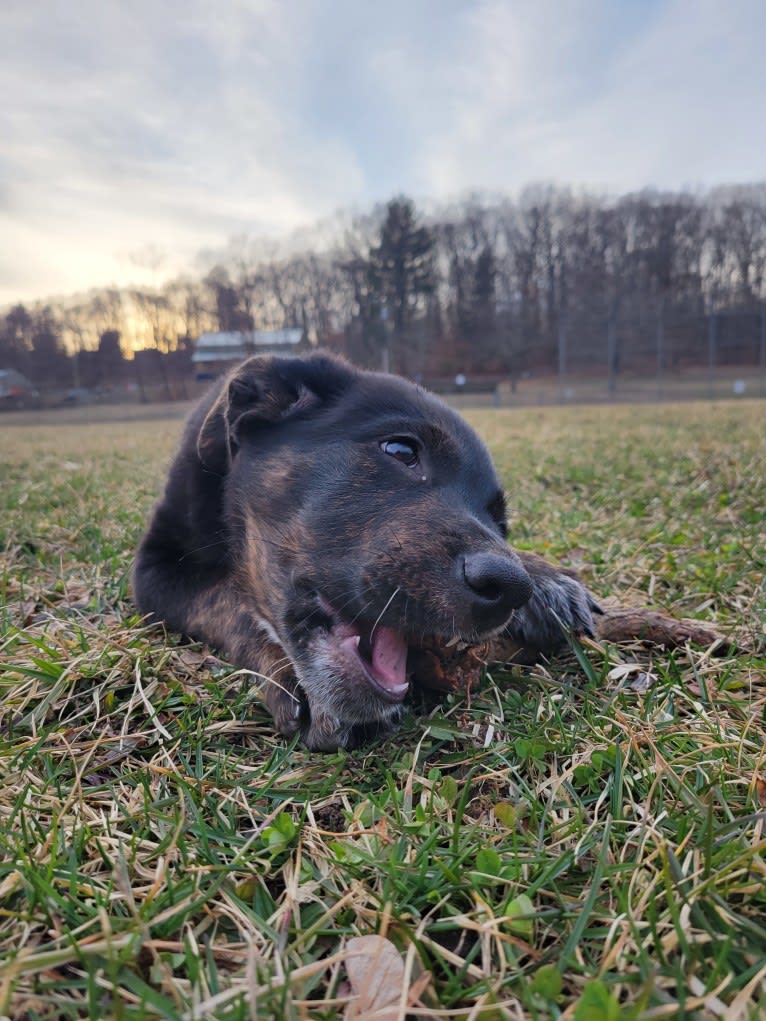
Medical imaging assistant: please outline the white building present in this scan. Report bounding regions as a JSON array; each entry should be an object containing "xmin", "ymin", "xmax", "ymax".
[{"xmin": 192, "ymin": 329, "xmax": 308, "ymax": 378}]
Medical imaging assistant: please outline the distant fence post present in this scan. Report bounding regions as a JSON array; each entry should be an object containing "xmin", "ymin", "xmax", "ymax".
[
  {"xmin": 72, "ymin": 348, "xmax": 81, "ymax": 390},
  {"xmin": 607, "ymin": 301, "xmax": 618, "ymax": 400},
  {"xmin": 558, "ymin": 309, "xmax": 567, "ymax": 403},
  {"xmin": 707, "ymin": 314, "xmax": 717, "ymax": 400},
  {"xmin": 656, "ymin": 300, "xmax": 664, "ymax": 401}
]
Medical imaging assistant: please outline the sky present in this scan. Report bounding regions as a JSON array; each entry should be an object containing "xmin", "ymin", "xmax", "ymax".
[{"xmin": 1, "ymin": 0, "xmax": 765, "ymax": 306}]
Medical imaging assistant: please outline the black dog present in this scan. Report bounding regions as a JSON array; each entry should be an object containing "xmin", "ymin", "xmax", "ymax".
[{"xmin": 133, "ymin": 353, "xmax": 598, "ymax": 750}]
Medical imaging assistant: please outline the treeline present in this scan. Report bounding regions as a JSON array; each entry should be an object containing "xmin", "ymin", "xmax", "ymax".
[{"xmin": 2, "ymin": 182, "xmax": 765, "ymax": 392}]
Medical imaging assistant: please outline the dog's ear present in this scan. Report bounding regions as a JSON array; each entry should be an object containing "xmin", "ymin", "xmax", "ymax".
[{"xmin": 197, "ymin": 354, "xmax": 354, "ymax": 471}]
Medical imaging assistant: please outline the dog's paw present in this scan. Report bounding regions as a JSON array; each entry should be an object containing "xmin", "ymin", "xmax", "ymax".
[
  {"xmin": 264, "ymin": 679, "xmax": 305, "ymax": 738},
  {"xmin": 343, "ymin": 709, "xmax": 404, "ymax": 750},
  {"xmin": 301, "ymin": 710, "xmax": 347, "ymax": 752},
  {"xmin": 505, "ymin": 566, "xmax": 601, "ymax": 655},
  {"xmin": 301, "ymin": 705, "xmax": 404, "ymax": 752},
  {"xmin": 266, "ymin": 686, "xmax": 352, "ymax": 751}
]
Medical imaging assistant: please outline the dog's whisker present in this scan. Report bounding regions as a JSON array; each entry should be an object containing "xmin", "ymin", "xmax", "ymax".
[
  {"xmin": 257, "ymin": 535, "xmax": 306, "ymax": 557},
  {"xmin": 370, "ymin": 587, "xmax": 401, "ymax": 640},
  {"xmin": 177, "ymin": 537, "xmax": 228, "ymax": 562},
  {"xmin": 348, "ymin": 600, "xmax": 375, "ymax": 627},
  {"xmin": 385, "ymin": 527, "xmax": 405, "ymax": 555},
  {"xmin": 264, "ymin": 657, "xmax": 295, "ymax": 675},
  {"xmin": 259, "ymin": 676, "xmax": 302, "ymax": 703},
  {"xmin": 226, "ymin": 667, "xmax": 300, "ymax": 702}
]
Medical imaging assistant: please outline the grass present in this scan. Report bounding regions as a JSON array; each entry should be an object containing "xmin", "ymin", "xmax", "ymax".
[{"xmin": 1, "ymin": 400, "xmax": 765, "ymax": 1020}]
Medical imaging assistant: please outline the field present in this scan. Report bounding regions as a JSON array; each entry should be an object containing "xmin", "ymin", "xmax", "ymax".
[{"xmin": 1, "ymin": 400, "xmax": 765, "ymax": 1020}]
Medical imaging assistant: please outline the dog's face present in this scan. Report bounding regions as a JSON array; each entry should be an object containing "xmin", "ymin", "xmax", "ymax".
[{"xmin": 198, "ymin": 355, "xmax": 533, "ymax": 741}]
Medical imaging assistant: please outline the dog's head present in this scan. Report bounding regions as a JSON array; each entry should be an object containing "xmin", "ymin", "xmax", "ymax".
[{"xmin": 198, "ymin": 353, "xmax": 533, "ymax": 744}]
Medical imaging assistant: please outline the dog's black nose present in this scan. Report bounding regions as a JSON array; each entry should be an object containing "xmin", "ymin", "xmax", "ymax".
[{"xmin": 463, "ymin": 552, "xmax": 533, "ymax": 615}]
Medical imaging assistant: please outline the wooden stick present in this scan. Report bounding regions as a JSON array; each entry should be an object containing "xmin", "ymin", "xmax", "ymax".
[{"xmin": 414, "ymin": 602, "xmax": 732, "ymax": 694}]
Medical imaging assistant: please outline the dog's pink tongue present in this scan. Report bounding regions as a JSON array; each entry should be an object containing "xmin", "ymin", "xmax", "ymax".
[{"xmin": 370, "ymin": 627, "xmax": 408, "ymax": 690}]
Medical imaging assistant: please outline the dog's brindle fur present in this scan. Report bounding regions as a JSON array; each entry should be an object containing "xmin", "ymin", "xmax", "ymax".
[{"xmin": 133, "ymin": 354, "xmax": 598, "ymax": 750}]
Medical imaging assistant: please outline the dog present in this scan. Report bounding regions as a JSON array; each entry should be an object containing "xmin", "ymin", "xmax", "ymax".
[{"xmin": 133, "ymin": 353, "xmax": 599, "ymax": 750}]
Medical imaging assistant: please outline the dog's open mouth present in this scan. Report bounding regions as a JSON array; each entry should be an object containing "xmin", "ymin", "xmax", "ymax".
[
  {"xmin": 338, "ymin": 621, "xmax": 410, "ymax": 703},
  {"xmin": 313, "ymin": 597, "xmax": 410, "ymax": 703}
]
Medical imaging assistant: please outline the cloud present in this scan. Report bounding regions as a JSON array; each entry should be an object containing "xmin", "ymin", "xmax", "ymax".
[
  {"xmin": 395, "ymin": 0, "xmax": 766, "ymax": 195},
  {"xmin": 0, "ymin": 0, "xmax": 764, "ymax": 304},
  {"xmin": 0, "ymin": 0, "xmax": 367, "ymax": 300}
]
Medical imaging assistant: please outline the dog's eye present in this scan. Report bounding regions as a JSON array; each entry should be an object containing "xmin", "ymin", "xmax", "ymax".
[{"xmin": 380, "ymin": 437, "xmax": 420, "ymax": 468}]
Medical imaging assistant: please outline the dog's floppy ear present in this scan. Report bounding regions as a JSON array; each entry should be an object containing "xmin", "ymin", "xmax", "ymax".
[{"xmin": 197, "ymin": 353, "xmax": 354, "ymax": 471}]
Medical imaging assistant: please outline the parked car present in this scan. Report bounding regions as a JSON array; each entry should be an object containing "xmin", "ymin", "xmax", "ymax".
[
  {"xmin": 0, "ymin": 369, "xmax": 39, "ymax": 410},
  {"xmin": 60, "ymin": 387, "xmax": 99, "ymax": 406}
]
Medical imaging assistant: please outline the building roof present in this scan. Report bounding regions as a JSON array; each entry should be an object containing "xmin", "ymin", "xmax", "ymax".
[{"xmin": 192, "ymin": 329, "xmax": 304, "ymax": 362}]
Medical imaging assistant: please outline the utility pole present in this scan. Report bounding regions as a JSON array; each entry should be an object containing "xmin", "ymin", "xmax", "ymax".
[
  {"xmin": 656, "ymin": 297, "xmax": 665, "ymax": 402},
  {"xmin": 760, "ymin": 301, "xmax": 766, "ymax": 399},
  {"xmin": 607, "ymin": 298, "xmax": 618, "ymax": 401},
  {"xmin": 558, "ymin": 307, "xmax": 567, "ymax": 403},
  {"xmin": 707, "ymin": 313, "xmax": 717, "ymax": 401}
]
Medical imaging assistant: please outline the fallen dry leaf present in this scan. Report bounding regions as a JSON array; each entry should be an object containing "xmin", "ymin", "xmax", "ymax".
[
  {"xmin": 629, "ymin": 671, "xmax": 658, "ymax": 693},
  {"xmin": 176, "ymin": 648, "xmax": 223, "ymax": 671},
  {"xmin": 98, "ymin": 612, "xmax": 123, "ymax": 628},
  {"xmin": 608, "ymin": 662, "xmax": 643, "ymax": 683},
  {"xmin": 62, "ymin": 580, "xmax": 93, "ymax": 608},
  {"xmin": 687, "ymin": 677, "xmax": 716, "ymax": 698},
  {"xmin": 755, "ymin": 776, "xmax": 766, "ymax": 809},
  {"xmin": 607, "ymin": 663, "xmax": 658, "ymax": 692},
  {"xmin": 17, "ymin": 598, "xmax": 38, "ymax": 625},
  {"xmin": 344, "ymin": 935, "xmax": 408, "ymax": 1020}
]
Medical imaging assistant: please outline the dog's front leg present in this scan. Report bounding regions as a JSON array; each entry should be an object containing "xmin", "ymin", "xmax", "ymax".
[
  {"xmin": 180, "ymin": 584, "xmax": 307, "ymax": 739},
  {"xmin": 253, "ymin": 645, "xmax": 306, "ymax": 739},
  {"xmin": 216, "ymin": 624, "xmax": 307, "ymax": 738},
  {"xmin": 503, "ymin": 551, "xmax": 602, "ymax": 656}
]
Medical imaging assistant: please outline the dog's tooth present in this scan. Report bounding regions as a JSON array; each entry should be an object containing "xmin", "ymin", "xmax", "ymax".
[{"xmin": 444, "ymin": 635, "xmax": 461, "ymax": 648}]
